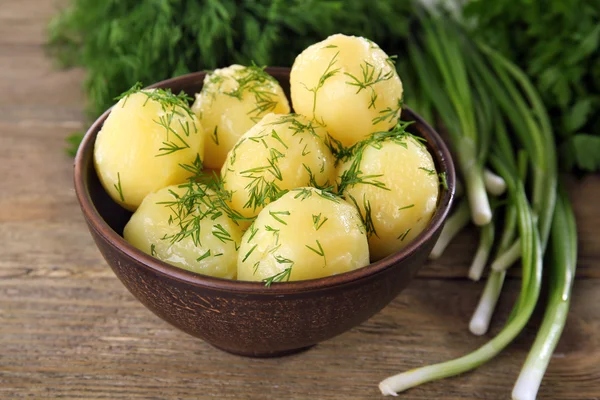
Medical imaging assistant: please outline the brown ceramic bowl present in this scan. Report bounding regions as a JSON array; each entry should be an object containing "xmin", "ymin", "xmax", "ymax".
[{"xmin": 74, "ymin": 68, "xmax": 455, "ymax": 357}]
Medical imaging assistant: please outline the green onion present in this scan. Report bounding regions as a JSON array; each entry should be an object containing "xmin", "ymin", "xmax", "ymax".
[
  {"xmin": 512, "ymin": 187, "xmax": 577, "ymax": 400},
  {"xmin": 429, "ymin": 198, "xmax": 470, "ymax": 260},
  {"xmin": 408, "ymin": 14, "xmax": 492, "ymax": 226},
  {"xmin": 468, "ymin": 219, "xmax": 494, "ymax": 281},
  {"xmin": 380, "ymin": 160, "xmax": 542, "ymax": 395},
  {"xmin": 381, "ymin": 10, "xmax": 577, "ymax": 396}
]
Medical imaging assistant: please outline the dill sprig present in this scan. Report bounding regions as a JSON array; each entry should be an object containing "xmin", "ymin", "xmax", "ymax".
[
  {"xmin": 397, "ymin": 228, "xmax": 411, "ymax": 241},
  {"xmin": 269, "ymin": 210, "xmax": 290, "ymax": 225},
  {"xmin": 344, "ymin": 60, "xmax": 395, "ymax": 109},
  {"xmin": 158, "ymin": 156, "xmax": 253, "ymax": 250},
  {"xmin": 262, "ymin": 264, "xmax": 293, "ymax": 287},
  {"xmin": 305, "ymin": 239, "xmax": 327, "ymax": 266},
  {"xmin": 204, "ymin": 64, "xmax": 280, "ymax": 123},
  {"xmin": 312, "ymin": 213, "xmax": 329, "ymax": 230},
  {"xmin": 372, "ymin": 97, "xmax": 403, "ymax": 125},
  {"xmin": 116, "ymin": 82, "xmax": 198, "ymax": 157},
  {"xmin": 301, "ymin": 52, "xmax": 341, "ymax": 124},
  {"xmin": 337, "ymin": 121, "xmax": 418, "ymax": 237},
  {"xmin": 113, "ymin": 172, "xmax": 125, "ymax": 202},
  {"xmin": 268, "ymin": 114, "xmax": 320, "ymax": 138}
]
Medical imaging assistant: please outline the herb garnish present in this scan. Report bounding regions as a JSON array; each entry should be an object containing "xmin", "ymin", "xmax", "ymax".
[
  {"xmin": 117, "ymin": 82, "xmax": 198, "ymax": 157},
  {"xmin": 305, "ymin": 240, "xmax": 327, "ymax": 266},
  {"xmin": 312, "ymin": 213, "xmax": 329, "ymax": 230},
  {"xmin": 269, "ymin": 210, "xmax": 290, "ymax": 225},
  {"xmin": 114, "ymin": 172, "xmax": 125, "ymax": 202},
  {"xmin": 398, "ymin": 228, "xmax": 411, "ymax": 241},
  {"xmin": 302, "ymin": 52, "xmax": 340, "ymax": 123},
  {"xmin": 344, "ymin": 61, "xmax": 394, "ymax": 109}
]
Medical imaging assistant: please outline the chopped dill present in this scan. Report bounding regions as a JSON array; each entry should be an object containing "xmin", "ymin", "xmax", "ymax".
[
  {"xmin": 269, "ymin": 210, "xmax": 290, "ymax": 225},
  {"xmin": 293, "ymin": 187, "xmax": 314, "ymax": 200},
  {"xmin": 264, "ymin": 225, "xmax": 280, "ymax": 245},
  {"xmin": 372, "ymin": 97, "xmax": 403, "ymax": 126},
  {"xmin": 114, "ymin": 172, "xmax": 125, "ymax": 202},
  {"xmin": 344, "ymin": 60, "xmax": 394, "ymax": 110},
  {"xmin": 263, "ymin": 265, "xmax": 293, "ymax": 287},
  {"xmin": 150, "ymin": 244, "xmax": 156, "ymax": 256},
  {"xmin": 247, "ymin": 224, "xmax": 259, "ymax": 242},
  {"xmin": 196, "ymin": 249, "xmax": 211, "ymax": 262},
  {"xmin": 116, "ymin": 82, "xmax": 198, "ymax": 157},
  {"xmin": 398, "ymin": 228, "xmax": 411, "ymax": 241},
  {"xmin": 212, "ymin": 224, "xmax": 233, "ymax": 243},
  {"xmin": 312, "ymin": 213, "xmax": 329, "ymax": 230},
  {"xmin": 419, "ymin": 167, "xmax": 436, "ymax": 175},
  {"xmin": 305, "ymin": 240, "xmax": 327, "ymax": 266},
  {"xmin": 399, "ymin": 204, "xmax": 415, "ymax": 211},
  {"xmin": 211, "ymin": 126, "xmax": 219, "ymax": 145},
  {"xmin": 439, "ymin": 172, "xmax": 449, "ymax": 190},
  {"xmin": 301, "ymin": 52, "xmax": 340, "ymax": 123},
  {"xmin": 242, "ymin": 244, "xmax": 258, "ymax": 262}
]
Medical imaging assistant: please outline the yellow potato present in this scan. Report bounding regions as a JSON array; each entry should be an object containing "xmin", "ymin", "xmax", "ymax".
[
  {"xmin": 290, "ymin": 34, "xmax": 403, "ymax": 147},
  {"xmin": 123, "ymin": 184, "xmax": 242, "ymax": 279},
  {"xmin": 338, "ymin": 134, "xmax": 439, "ymax": 261},
  {"xmin": 192, "ymin": 65, "xmax": 290, "ymax": 170},
  {"xmin": 221, "ymin": 113, "xmax": 336, "ymax": 219},
  {"xmin": 94, "ymin": 89, "xmax": 205, "ymax": 211},
  {"xmin": 237, "ymin": 187, "xmax": 369, "ymax": 283}
]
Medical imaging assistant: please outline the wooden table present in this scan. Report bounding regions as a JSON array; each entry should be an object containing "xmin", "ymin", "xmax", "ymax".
[{"xmin": 2, "ymin": 2, "xmax": 599, "ymax": 399}]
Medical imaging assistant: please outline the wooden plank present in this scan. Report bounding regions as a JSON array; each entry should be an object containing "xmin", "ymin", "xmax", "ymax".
[
  {"xmin": 0, "ymin": 0, "xmax": 67, "ymax": 46},
  {"xmin": 1, "ymin": 277, "xmax": 598, "ymax": 399}
]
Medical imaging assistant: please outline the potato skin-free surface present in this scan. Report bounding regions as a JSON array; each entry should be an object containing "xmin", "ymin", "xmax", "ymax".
[
  {"xmin": 339, "ymin": 136, "xmax": 439, "ymax": 261},
  {"xmin": 192, "ymin": 65, "xmax": 290, "ymax": 170},
  {"xmin": 221, "ymin": 113, "xmax": 336, "ymax": 219},
  {"xmin": 237, "ymin": 187, "xmax": 370, "ymax": 282},
  {"xmin": 290, "ymin": 34, "xmax": 403, "ymax": 147},
  {"xmin": 123, "ymin": 185, "xmax": 242, "ymax": 279},
  {"xmin": 94, "ymin": 90, "xmax": 204, "ymax": 211}
]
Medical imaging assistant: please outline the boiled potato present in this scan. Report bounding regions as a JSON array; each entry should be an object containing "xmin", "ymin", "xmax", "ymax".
[
  {"xmin": 94, "ymin": 89, "xmax": 205, "ymax": 211},
  {"xmin": 237, "ymin": 187, "xmax": 369, "ymax": 283},
  {"xmin": 192, "ymin": 65, "xmax": 290, "ymax": 169},
  {"xmin": 290, "ymin": 34, "xmax": 403, "ymax": 147},
  {"xmin": 123, "ymin": 184, "xmax": 242, "ymax": 279},
  {"xmin": 338, "ymin": 134, "xmax": 439, "ymax": 261},
  {"xmin": 221, "ymin": 113, "xmax": 336, "ymax": 219}
]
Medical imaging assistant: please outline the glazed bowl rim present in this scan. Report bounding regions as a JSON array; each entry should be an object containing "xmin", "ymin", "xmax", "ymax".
[{"xmin": 73, "ymin": 68, "xmax": 456, "ymax": 295}]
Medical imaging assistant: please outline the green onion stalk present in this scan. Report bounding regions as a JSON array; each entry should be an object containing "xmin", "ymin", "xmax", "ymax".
[
  {"xmin": 380, "ymin": 155, "xmax": 541, "ymax": 395},
  {"xmin": 380, "ymin": 10, "xmax": 577, "ymax": 398},
  {"xmin": 512, "ymin": 186, "xmax": 577, "ymax": 400},
  {"xmin": 407, "ymin": 13, "xmax": 492, "ymax": 227}
]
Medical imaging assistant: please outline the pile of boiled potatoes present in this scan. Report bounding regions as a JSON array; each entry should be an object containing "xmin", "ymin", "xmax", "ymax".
[{"xmin": 93, "ymin": 34, "xmax": 441, "ymax": 284}]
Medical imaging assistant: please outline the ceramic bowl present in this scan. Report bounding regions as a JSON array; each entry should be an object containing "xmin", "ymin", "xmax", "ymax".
[{"xmin": 73, "ymin": 68, "xmax": 455, "ymax": 357}]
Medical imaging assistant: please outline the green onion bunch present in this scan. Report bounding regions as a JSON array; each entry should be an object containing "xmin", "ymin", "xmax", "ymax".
[{"xmin": 381, "ymin": 10, "xmax": 578, "ymax": 400}]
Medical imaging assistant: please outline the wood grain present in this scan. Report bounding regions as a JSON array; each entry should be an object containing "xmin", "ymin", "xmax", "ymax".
[{"xmin": 1, "ymin": 1, "xmax": 598, "ymax": 399}]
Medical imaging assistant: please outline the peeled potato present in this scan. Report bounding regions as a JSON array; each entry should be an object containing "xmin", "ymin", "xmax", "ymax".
[
  {"xmin": 123, "ymin": 184, "xmax": 242, "ymax": 279},
  {"xmin": 339, "ymin": 135, "xmax": 439, "ymax": 261},
  {"xmin": 221, "ymin": 113, "xmax": 336, "ymax": 219},
  {"xmin": 237, "ymin": 187, "xmax": 369, "ymax": 282},
  {"xmin": 192, "ymin": 65, "xmax": 290, "ymax": 170},
  {"xmin": 290, "ymin": 34, "xmax": 403, "ymax": 147},
  {"xmin": 94, "ymin": 89, "xmax": 204, "ymax": 211}
]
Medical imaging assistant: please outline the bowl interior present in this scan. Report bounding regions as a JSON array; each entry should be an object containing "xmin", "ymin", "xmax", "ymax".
[{"xmin": 75, "ymin": 68, "xmax": 455, "ymax": 294}]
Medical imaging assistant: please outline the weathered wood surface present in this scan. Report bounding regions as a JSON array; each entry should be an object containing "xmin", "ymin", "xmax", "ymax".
[{"xmin": 1, "ymin": 1, "xmax": 599, "ymax": 399}]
